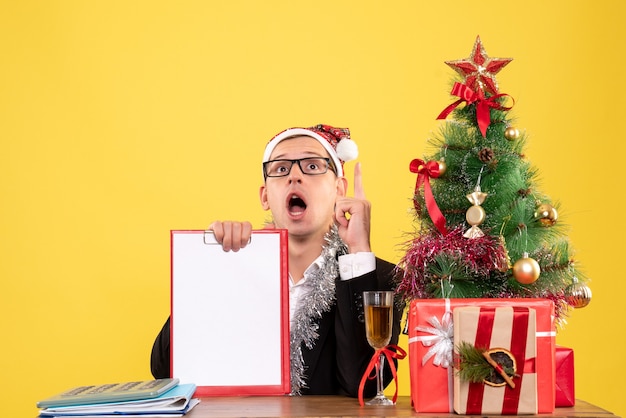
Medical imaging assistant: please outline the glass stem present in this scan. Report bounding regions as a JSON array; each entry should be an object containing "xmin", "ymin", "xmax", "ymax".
[{"xmin": 377, "ymin": 353, "xmax": 385, "ymax": 397}]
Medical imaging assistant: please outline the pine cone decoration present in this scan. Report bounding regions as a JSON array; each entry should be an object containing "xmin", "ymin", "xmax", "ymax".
[{"xmin": 478, "ymin": 147, "xmax": 495, "ymax": 163}]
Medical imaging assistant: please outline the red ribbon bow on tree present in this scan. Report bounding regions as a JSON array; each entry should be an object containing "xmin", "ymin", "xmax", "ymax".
[
  {"xmin": 358, "ymin": 345, "xmax": 407, "ymax": 407},
  {"xmin": 410, "ymin": 159, "xmax": 447, "ymax": 235},
  {"xmin": 437, "ymin": 82, "xmax": 513, "ymax": 137}
]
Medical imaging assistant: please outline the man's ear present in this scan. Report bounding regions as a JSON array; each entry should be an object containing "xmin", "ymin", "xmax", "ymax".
[
  {"xmin": 259, "ymin": 185, "xmax": 270, "ymax": 210},
  {"xmin": 337, "ymin": 176, "xmax": 348, "ymax": 197}
]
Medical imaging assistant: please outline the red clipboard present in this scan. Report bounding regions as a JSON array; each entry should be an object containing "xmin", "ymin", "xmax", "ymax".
[{"xmin": 170, "ymin": 229, "xmax": 290, "ymax": 396}]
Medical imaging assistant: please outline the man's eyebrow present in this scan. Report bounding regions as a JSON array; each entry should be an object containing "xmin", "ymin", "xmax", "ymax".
[{"xmin": 269, "ymin": 153, "xmax": 326, "ymax": 160}]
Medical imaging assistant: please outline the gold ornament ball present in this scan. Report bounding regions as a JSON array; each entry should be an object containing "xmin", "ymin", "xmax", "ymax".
[
  {"xmin": 504, "ymin": 126, "xmax": 520, "ymax": 141},
  {"xmin": 512, "ymin": 256, "xmax": 540, "ymax": 284},
  {"xmin": 567, "ymin": 282, "xmax": 592, "ymax": 308},
  {"xmin": 438, "ymin": 160, "xmax": 447, "ymax": 176},
  {"xmin": 534, "ymin": 203, "xmax": 558, "ymax": 226}
]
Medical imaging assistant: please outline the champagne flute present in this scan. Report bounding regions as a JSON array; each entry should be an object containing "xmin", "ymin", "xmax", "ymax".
[{"xmin": 362, "ymin": 290, "xmax": 394, "ymax": 406}]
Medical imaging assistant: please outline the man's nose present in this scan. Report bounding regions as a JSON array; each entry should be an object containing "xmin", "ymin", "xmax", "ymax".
[{"xmin": 288, "ymin": 161, "xmax": 304, "ymax": 181}]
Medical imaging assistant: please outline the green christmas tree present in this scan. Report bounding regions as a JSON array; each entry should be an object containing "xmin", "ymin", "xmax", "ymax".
[{"xmin": 395, "ymin": 36, "xmax": 591, "ymax": 324}]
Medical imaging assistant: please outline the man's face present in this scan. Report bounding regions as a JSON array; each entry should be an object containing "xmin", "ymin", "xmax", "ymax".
[{"xmin": 260, "ymin": 136, "xmax": 347, "ymax": 240}]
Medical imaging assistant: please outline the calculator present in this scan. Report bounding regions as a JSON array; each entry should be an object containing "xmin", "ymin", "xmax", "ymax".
[{"xmin": 36, "ymin": 378, "xmax": 180, "ymax": 408}]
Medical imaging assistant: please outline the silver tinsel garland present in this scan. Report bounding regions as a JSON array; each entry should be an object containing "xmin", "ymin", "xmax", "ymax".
[{"xmin": 289, "ymin": 226, "xmax": 347, "ymax": 395}]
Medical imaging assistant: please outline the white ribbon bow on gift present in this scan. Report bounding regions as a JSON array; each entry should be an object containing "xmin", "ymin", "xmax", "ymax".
[{"xmin": 413, "ymin": 310, "xmax": 454, "ymax": 368}]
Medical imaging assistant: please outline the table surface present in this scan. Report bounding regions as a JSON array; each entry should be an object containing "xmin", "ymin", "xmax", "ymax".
[{"xmin": 186, "ymin": 396, "xmax": 620, "ymax": 418}]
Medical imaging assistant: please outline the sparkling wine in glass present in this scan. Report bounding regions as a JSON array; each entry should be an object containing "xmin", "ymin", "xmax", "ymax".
[{"xmin": 363, "ymin": 290, "xmax": 394, "ymax": 406}]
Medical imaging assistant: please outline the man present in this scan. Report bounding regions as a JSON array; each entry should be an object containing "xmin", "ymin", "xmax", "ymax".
[{"xmin": 151, "ymin": 124, "xmax": 403, "ymax": 397}]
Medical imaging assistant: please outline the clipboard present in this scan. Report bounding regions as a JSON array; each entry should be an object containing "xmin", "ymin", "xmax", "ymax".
[{"xmin": 170, "ymin": 229, "xmax": 290, "ymax": 396}]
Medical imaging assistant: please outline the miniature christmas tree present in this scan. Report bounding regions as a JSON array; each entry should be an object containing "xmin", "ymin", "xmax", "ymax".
[{"xmin": 395, "ymin": 36, "xmax": 591, "ymax": 324}]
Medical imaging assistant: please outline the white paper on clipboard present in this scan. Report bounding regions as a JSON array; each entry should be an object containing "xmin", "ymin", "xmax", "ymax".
[{"xmin": 170, "ymin": 229, "xmax": 290, "ymax": 396}]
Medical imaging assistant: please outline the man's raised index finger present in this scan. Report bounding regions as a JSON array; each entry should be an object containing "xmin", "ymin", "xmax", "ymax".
[{"xmin": 353, "ymin": 162, "xmax": 366, "ymax": 199}]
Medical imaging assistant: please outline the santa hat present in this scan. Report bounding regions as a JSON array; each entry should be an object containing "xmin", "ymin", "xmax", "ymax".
[{"xmin": 262, "ymin": 124, "xmax": 358, "ymax": 177}]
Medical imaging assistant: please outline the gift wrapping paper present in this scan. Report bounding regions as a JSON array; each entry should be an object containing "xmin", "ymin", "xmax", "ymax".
[
  {"xmin": 555, "ymin": 346, "xmax": 575, "ymax": 407},
  {"xmin": 453, "ymin": 306, "xmax": 537, "ymax": 415},
  {"xmin": 407, "ymin": 298, "xmax": 555, "ymax": 413}
]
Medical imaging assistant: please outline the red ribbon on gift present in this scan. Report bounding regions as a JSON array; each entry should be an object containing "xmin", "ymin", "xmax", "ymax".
[
  {"xmin": 465, "ymin": 307, "xmax": 531, "ymax": 415},
  {"xmin": 410, "ymin": 159, "xmax": 447, "ymax": 235},
  {"xmin": 358, "ymin": 344, "xmax": 407, "ymax": 407},
  {"xmin": 437, "ymin": 82, "xmax": 513, "ymax": 137},
  {"xmin": 523, "ymin": 357, "xmax": 536, "ymax": 374}
]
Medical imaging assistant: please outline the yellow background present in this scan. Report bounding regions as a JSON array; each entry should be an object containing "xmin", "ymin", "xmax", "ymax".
[{"xmin": 2, "ymin": 1, "xmax": 624, "ymax": 417}]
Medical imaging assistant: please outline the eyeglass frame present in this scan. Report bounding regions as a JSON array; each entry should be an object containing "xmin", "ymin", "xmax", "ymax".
[{"xmin": 262, "ymin": 157, "xmax": 337, "ymax": 179}]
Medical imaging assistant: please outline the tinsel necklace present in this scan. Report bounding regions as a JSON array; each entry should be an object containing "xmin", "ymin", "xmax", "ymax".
[{"xmin": 289, "ymin": 225, "xmax": 347, "ymax": 395}]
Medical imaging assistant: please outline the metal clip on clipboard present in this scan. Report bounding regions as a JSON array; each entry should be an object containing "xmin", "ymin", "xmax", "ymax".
[{"xmin": 203, "ymin": 230, "xmax": 252, "ymax": 245}]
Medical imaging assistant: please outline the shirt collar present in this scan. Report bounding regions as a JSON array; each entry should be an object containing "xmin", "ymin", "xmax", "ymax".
[{"xmin": 289, "ymin": 254, "xmax": 326, "ymax": 287}]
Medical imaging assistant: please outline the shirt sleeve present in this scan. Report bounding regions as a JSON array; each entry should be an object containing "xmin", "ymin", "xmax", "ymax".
[{"xmin": 338, "ymin": 252, "xmax": 376, "ymax": 280}]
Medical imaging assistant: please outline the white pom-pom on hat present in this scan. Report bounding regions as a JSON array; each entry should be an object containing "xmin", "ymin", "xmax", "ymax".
[{"xmin": 336, "ymin": 138, "xmax": 358, "ymax": 162}]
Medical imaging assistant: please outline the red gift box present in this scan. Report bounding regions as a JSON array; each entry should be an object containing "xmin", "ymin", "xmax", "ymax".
[
  {"xmin": 555, "ymin": 346, "xmax": 575, "ymax": 407},
  {"xmin": 407, "ymin": 298, "xmax": 555, "ymax": 413},
  {"xmin": 453, "ymin": 306, "xmax": 538, "ymax": 415}
]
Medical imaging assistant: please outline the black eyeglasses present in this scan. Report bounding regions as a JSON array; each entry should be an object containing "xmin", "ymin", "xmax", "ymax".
[{"xmin": 263, "ymin": 157, "xmax": 334, "ymax": 178}]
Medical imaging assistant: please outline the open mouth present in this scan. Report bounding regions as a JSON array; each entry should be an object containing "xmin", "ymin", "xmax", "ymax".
[{"xmin": 288, "ymin": 193, "xmax": 307, "ymax": 216}]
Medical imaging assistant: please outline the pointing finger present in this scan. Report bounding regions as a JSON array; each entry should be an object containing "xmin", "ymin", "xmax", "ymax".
[{"xmin": 353, "ymin": 162, "xmax": 366, "ymax": 199}]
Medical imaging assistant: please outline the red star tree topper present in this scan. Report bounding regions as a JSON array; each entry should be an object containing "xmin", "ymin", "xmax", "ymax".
[{"xmin": 445, "ymin": 36, "xmax": 512, "ymax": 95}]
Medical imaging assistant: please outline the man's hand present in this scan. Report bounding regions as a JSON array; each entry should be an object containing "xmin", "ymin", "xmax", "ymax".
[
  {"xmin": 208, "ymin": 221, "xmax": 253, "ymax": 252},
  {"xmin": 334, "ymin": 162, "xmax": 371, "ymax": 253}
]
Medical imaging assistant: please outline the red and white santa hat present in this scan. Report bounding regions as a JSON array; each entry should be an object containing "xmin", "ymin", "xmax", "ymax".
[{"xmin": 262, "ymin": 124, "xmax": 358, "ymax": 177}]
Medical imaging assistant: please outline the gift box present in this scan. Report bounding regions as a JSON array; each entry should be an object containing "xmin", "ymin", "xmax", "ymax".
[
  {"xmin": 555, "ymin": 346, "xmax": 575, "ymax": 407},
  {"xmin": 407, "ymin": 298, "xmax": 555, "ymax": 413},
  {"xmin": 453, "ymin": 306, "xmax": 538, "ymax": 415}
]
